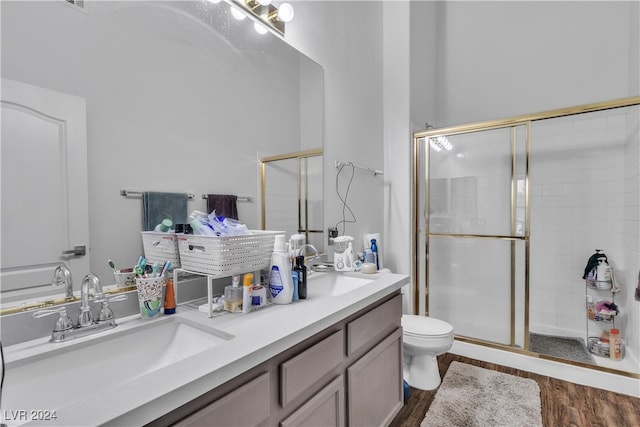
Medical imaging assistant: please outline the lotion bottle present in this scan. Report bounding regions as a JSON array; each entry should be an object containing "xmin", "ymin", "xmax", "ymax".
[
  {"xmin": 242, "ymin": 273, "xmax": 253, "ymax": 314},
  {"xmin": 269, "ymin": 235, "xmax": 293, "ymax": 304},
  {"xmin": 610, "ymin": 328, "xmax": 623, "ymax": 360}
]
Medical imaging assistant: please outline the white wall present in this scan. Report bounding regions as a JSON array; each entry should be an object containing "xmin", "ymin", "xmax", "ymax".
[
  {"xmin": 432, "ymin": 1, "xmax": 637, "ymax": 127},
  {"xmin": 286, "ymin": 1, "xmax": 386, "ymax": 260}
]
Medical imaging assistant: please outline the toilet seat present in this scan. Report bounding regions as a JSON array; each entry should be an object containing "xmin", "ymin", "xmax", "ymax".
[{"xmin": 402, "ymin": 315, "xmax": 453, "ymax": 338}]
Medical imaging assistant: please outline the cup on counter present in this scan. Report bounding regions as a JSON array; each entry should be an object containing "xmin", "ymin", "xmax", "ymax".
[
  {"xmin": 135, "ymin": 276, "xmax": 164, "ymax": 319},
  {"xmin": 114, "ymin": 268, "xmax": 137, "ymax": 288}
]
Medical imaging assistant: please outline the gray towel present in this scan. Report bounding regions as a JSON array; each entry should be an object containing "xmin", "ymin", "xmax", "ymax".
[
  {"xmin": 206, "ymin": 194, "xmax": 238, "ymax": 220},
  {"xmin": 142, "ymin": 192, "xmax": 188, "ymax": 231},
  {"xmin": 635, "ymin": 270, "xmax": 640, "ymax": 302}
]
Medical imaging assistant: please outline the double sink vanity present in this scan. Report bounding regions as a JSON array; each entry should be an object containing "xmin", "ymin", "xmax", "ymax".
[{"xmin": 2, "ymin": 270, "xmax": 408, "ymax": 426}]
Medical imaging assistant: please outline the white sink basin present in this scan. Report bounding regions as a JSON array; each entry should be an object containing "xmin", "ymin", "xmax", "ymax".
[
  {"xmin": 307, "ymin": 272, "xmax": 375, "ymax": 296},
  {"xmin": 1, "ymin": 316, "xmax": 233, "ymax": 415}
]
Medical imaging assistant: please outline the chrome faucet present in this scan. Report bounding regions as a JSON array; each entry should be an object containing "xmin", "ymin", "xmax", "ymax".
[
  {"xmin": 33, "ymin": 273, "xmax": 127, "ymax": 343},
  {"xmin": 51, "ymin": 264, "xmax": 74, "ymax": 299},
  {"xmin": 295, "ymin": 244, "xmax": 319, "ymax": 259}
]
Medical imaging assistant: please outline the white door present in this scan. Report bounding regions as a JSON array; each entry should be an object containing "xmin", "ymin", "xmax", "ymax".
[{"xmin": 1, "ymin": 78, "xmax": 90, "ymax": 299}]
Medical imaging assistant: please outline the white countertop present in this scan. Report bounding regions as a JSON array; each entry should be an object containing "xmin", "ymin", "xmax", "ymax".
[{"xmin": 2, "ymin": 270, "xmax": 408, "ymax": 427}]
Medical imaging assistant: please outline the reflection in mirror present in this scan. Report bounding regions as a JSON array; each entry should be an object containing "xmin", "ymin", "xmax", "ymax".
[
  {"xmin": 0, "ymin": 0, "xmax": 323, "ymax": 311},
  {"xmin": 261, "ymin": 150, "xmax": 324, "ymax": 256}
]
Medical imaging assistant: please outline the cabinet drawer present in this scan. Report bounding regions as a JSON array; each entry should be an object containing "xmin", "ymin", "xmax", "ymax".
[
  {"xmin": 280, "ymin": 330, "xmax": 344, "ymax": 408},
  {"xmin": 347, "ymin": 293, "xmax": 401, "ymax": 355},
  {"xmin": 175, "ymin": 372, "xmax": 270, "ymax": 427},
  {"xmin": 280, "ymin": 376, "xmax": 345, "ymax": 427}
]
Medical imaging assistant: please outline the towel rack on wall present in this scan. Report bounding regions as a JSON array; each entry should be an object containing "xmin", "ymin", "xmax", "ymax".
[
  {"xmin": 120, "ymin": 190, "xmax": 196, "ymax": 200},
  {"xmin": 335, "ymin": 160, "xmax": 384, "ymax": 177},
  {"xmin": 201, "ymin": 194, "xmax": 253, "ymax": 202}
]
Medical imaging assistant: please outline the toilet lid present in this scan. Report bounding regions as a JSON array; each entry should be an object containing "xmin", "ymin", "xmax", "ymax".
[{"xmin": 402, "ymin": 315, "xmax": 453, "ymax": 337}]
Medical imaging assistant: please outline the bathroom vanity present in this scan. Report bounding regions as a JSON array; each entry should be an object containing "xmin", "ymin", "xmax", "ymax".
[{"xmin": 1, "ymin": 271, "xmax": 408, "ymax": 427}]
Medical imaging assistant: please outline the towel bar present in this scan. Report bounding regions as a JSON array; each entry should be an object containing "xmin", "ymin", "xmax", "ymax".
[{"xmin": 120, "ymin": 190, "xmax": 196, "ymax": 200}]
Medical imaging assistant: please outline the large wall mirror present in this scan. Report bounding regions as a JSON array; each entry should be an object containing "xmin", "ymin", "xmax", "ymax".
[{"xmin": 0, "ymin": 0, "xmax": 323, "ymax": 309}]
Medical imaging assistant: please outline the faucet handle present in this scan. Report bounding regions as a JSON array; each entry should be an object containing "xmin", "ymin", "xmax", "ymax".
[
  {"xmin": 107, "ymin": 294, "xmax": 128, "ymax": 303},
  {"xmin": 33, "ymin": 307, "xmax": 74, "ymax": 332},
  {"xmin": 96, "ymin": 294, "xmax": 128, "ymax": 324}
]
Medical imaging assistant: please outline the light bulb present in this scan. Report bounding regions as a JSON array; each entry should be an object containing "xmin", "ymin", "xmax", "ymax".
[
  {"xmin": 277, "ymin": 3, "xmax": 294, "ymax": 22},
  {"xmin": 254, "ymin": 22, "xmax": 268, "ymax": 34},
  {"xmin": 230, "ymin": 6, "xmax": 247, "ymax": 20}
]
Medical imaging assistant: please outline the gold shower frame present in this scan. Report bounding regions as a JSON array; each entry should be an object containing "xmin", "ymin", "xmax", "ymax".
[
  {"xmin": 260, "ymin": 148, "xmax": 323, "ymax": 241},
  {"xmin": 412, "ymin": 96, "xmax": 640, "ymax": 378}
]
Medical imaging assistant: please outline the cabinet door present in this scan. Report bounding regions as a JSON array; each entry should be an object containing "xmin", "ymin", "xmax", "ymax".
[
  {"xmin": 347, "ymin": 328, "xmax": 403, "ymax": 427},
  {"xmin": 175, "ymin": 372, "xmax": 270, "ymax": 427},
  {"xmin": 280, "ymin": 376, "xmax": 345, "ymax": 427}
]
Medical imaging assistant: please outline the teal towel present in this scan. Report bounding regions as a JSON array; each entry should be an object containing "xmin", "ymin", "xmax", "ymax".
[{"xmin": 142, "ymin": 192, "xmax": 188, "ymax": 231}]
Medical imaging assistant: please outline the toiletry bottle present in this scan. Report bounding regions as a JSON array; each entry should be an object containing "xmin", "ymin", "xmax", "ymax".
[
  {"xmin": 164, "ymin": 278, "xmax": 176, "ymax": 314},
  {"xmin": 610, "ymin": 328, "xmax": 623, "ymax": 360},
  {"xmin": 294, "ymin": 255, "xmax": 307, "ymax": 299},
  {"xmin": 269, "ymin": 235, "xmax": 293, "ymax": 304},
  {"xmin": 154, "ymin": 218, "xmax": 173, "ymax": 233},
  {"xmin": 371, "ymin": 239, "xmax": 379, "ymax": 270},
  {"xmin": 242, "ymin": 273, "xmax": 253, "ymax": 314},
  {"xmin": 224, "ymin": 275, "xmax": 243, "ymax": 313},
  {"xmin": 586, "ymin": 295, "xmax": 595, "ymax": 320},
  {"xmin": 251, "ymin": 283, "xmax": 267, "ymax": 308},
  {"xmin": 292, "ymin": 272, "xmax": 299, "ymax": 301}
]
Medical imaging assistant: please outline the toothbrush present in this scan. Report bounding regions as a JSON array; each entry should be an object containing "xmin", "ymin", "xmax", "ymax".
[
  {"xmin": 160, "ymin": 260, "xmax": 172, "ymax": 277},
  {"xmin": 151, "ymin": 262, "xmax": 160, "ymax": 278},
  {"xmin": 108, "ymin": 259, "xmax": 117, "ymax": 273}
]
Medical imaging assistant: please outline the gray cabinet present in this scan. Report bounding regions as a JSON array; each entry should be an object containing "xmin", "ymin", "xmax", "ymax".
[
  {"xmin": 347, "ymin": 328, "xmax": 403, "ymax": 427},
  {"xmin": 154, "ymin": 291, "xmax": 402, "ymax": 427},
  {"xmin": 280, "ymin": 376, "xmax": 345, "ymax": 427},
  {"xmin": 174, "ymin": 372, "xmax": 270, "ymax": 427}
]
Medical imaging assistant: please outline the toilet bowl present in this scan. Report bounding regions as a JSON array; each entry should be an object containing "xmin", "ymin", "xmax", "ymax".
[{"xmin": 402, "ymin": 314, "xmax": 454, "ymax": 391}]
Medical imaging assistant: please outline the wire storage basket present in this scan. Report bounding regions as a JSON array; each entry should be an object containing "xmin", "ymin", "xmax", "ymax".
[
  {"xmin": 141, "ymin": 232, "xmax": 181, "ymax": 269},
  {"xmin": 177, "ymin": 230, "xmax": 284, "ymax": 276},
  {"xmin": 587, "ymin": 337, "xmax": 610, "ymax": 358}
]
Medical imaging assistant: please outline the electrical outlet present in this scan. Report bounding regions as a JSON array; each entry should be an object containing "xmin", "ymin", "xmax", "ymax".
[{"xmin": 328, "ymin": 227, "xmax": 338, "ymax": 245}]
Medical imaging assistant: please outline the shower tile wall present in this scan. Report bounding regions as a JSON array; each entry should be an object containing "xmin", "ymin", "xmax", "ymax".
[
  {"xmin": 529, "ymin": 107, "xmax": 638, "ymax": 369},
  {"xmin": 622, "ymin": 106, "xmax": 639, "ymax": 366}
]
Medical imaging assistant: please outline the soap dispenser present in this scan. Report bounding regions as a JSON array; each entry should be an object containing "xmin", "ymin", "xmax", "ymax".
[{"xmin": 224, "ymin": 275, "xmax": 243, "ymax": 313}]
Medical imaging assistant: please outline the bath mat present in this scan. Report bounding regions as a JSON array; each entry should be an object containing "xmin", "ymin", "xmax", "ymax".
[
  {"xmin": 421, "ymin": 361, "xmax": 542, "ymax": 427},
  {"xmin": 529, "ymin": 333, "xmax": 595, "ymax": 365}
]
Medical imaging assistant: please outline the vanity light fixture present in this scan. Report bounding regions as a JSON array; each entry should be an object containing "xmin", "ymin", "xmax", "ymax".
[
  {"xmin": 228, "ymin": 0, "xmax": 294, "ymax": 35},
  {"xmin": 230, "ymin": 5, "xmax": 247, "ymax": 20}
]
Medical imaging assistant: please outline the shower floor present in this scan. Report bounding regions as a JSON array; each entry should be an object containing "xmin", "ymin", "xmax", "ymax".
[{"xmin": 529, "ymin": 333, "xmax": 596, "ymax": 365}]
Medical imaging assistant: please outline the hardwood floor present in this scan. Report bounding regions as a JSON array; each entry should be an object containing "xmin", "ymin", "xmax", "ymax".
[{"xmin": 389, "ymin": 353, "xmax": 640, "ymax": 427}]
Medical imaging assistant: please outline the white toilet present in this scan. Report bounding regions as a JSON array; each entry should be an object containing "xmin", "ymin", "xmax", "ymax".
[{"xmin": 401, "ymin": 314, "xmax": 454, "ymax": 390}]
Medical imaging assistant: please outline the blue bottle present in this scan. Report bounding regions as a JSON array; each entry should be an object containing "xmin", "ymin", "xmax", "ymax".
[{"xmin": 371, "ymin": 239, "xmax": 379, "ymax": 270}]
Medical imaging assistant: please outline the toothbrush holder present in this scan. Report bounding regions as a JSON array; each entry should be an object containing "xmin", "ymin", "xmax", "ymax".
[{"xmin": 135, "ymin": 276, "xmax": 164, "ymax": 319}]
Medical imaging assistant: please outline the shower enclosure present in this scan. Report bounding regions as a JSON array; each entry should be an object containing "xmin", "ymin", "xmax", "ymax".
[{"xmin": 412, "ymin": 97, "xmax": 640, "ymax": 378}]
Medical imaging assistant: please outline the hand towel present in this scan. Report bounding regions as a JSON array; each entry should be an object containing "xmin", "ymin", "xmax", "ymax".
[
  {"xmin": 635, "ymin": 270, "xmax": 640, "ymax": 302},
  {"xmin": 206, "ymin": 194, "xmax": 238, "ymax": 220},
  {"xmin": 142, "ymin": 191, "xmax": 188, "ymax": 231}
]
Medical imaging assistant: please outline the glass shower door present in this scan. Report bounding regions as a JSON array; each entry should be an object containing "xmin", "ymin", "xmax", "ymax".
[{"xmin": 422, "ymin": 125, "xmax": 527, "ymax": 347}]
